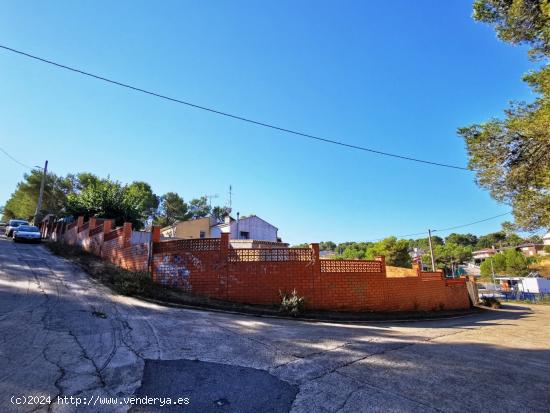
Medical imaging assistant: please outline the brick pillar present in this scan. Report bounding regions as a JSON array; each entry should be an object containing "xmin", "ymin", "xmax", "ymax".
[
  {"xmin": 103, "ymin": 220, "xmax": 113, "ymax": 234},
  {"xmin": 89, "ymin": 217, "xmax": 97, "ymax": 232},
  {"xmin": 309, "ymin": 243, "xmax": 321, "ymax": 305},
  {"xmin": 149, "ymin": 226, "xmax": 161, "ymax": 280},
  {"xmin": 151, "ymin": 226, "xmax": 161, "ymax": 242},
  {"xmin": 375, "ymin": 255, "xmax": 387, "ymax": 276},
  {"xmin": 412, "ymin": 261, "xmax": 422, "ymax": 276},
  {"xmin": 45, "ymin": 218, "xmax": 54, "ymax": 238},
  {"xmin": 122, "ymin": 222, "xmax": 132, "ymax": 247},
  {"xmin": 76, "ymin": 216, "xmax": 84, "ymax": 229},
  {"xmin": 220, "ymin": 232, "xmax": 230, "ymax": 299}
]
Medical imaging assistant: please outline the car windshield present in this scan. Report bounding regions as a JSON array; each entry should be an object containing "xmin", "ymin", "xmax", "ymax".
[
  {"xmin": 17, "ymin": 226, "xmax": 39, "ymax": 232},
  {"xmin": 10, "ymin": 220, "xmax": 28, "ymax": 227}
]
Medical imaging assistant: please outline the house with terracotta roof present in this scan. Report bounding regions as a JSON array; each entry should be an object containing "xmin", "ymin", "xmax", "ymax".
[{"xmin": 472, "ymin": 248, "xmax": 498, "ymax": 265}]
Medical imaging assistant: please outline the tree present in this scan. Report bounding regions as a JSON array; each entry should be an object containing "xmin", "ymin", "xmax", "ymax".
[
  {"xmin": 480, "ymin": 255, "xmax": 502, "ymax": 278},
  {"xmin": 2, "ymin": 170, "xmax": 72, "ymax": 222},
  {"xmin": 73, "ymin": 172, "xmax": 101, "ymax": 191},
  {"xmin": 365, "ymin": 237, "xmax": 411, "ymax": 267},
  {"xmin": 473, "ymin": 0, "xmax": 550, "ymax": 59},
  {"xmin": 319, "ymin": 241, "xmax": 337, "ymax": 251},
  {"xmin": 341, "ymin": 246, "xmax": 367, "ymax": 260},
  {"xmin": 459, "ymin": 1, "xmax": 550, "ymax": 231},
  {"xmin": 125, "ymin": 181, "xmax": 159, "ymax": 219},
  {"xmin": 154, "ymin": 192, "xmax": 188, "ymax": 227},
  {"xmin": 504, "ymin": 249, "xmax": 531, "ymax": 275},
  {"xmin": 525, "ymin": 234, "xmax": 543, "ymax": 243},
  {"xmin": 212, "ymin": 206, "xmax": 231, "ymax": 223},
  {"xmin": 476, "ymin": 232, "xmax": 507, "ymax": 249},
  {"xmin": 480, "ymin": 248, "xmax": 533, "ymax": 278},
  {"xmin": 408, "ymin": 235, "xmax": 444, "ymax": 254},
  {"xmin": 187, "ymin": 196, "xmax": 211, "ymax": 219},
  {"xmin": 65, "ymin": 178, "xmax": 143, "ymax": 228},
  {"xmin": 425, "ymin": 242, "xmax": 473, "ymax": 271},
  {"xmin": 445, "ymin": 233, "xmax": 478, "ymax": 247}
]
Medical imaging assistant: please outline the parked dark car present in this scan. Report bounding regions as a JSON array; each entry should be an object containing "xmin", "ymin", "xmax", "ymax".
[
  {"xmin": 5, "ymin": 219, "xmax": 30, "ymax": 237},
  {"xmin": 13, "ymin": 225, "xmax": 41, "ymax": 243}
]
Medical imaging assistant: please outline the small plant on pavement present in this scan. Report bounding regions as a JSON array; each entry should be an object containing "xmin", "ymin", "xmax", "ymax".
[{"xmin": 280, "ymin": 289, "xmax": 305, "ymax": 317}]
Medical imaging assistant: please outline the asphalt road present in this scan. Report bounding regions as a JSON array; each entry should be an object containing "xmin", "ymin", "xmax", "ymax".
[{"xmin": 0, "ymin": 237, "xmax": 549, "ymax": 412}]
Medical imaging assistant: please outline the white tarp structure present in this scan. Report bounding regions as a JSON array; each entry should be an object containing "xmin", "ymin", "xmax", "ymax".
[{"xmin": 519, "ymin": 277, "xmax": 550, "ymax": 294}]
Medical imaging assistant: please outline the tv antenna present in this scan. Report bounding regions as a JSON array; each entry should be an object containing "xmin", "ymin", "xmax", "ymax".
[{"xmin": 206, "ymin": 194, "xmax": 219, "ymax": 209}]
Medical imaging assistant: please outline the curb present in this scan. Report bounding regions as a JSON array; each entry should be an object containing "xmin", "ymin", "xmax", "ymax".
[{"xmin": 133, "ymin": 295, "xmax": 487, "ymax": 325}]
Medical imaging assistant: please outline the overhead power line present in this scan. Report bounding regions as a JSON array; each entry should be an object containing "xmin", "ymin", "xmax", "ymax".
[
  {"xmin": 367, "ymin": 211, "xmax": 512, "ymax": 242},
  {"xmin": 432, "ymin": 211, "xmax": 512, "ymax": 233},
  {"xmin": 0, "ymin": 146, "xmax": 35, "ymax": 169},
  {"xmin": 0, "ymin": 44, "xmax": 471, "ymax": 171}
]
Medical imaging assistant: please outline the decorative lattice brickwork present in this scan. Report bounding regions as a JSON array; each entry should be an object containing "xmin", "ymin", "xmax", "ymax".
[
  {"xmin": 104, "ymin": 227, "xmax": 123, "ymax": 242},
  {"xmin": 89, "ymin": 224, "xmax": 104, "ymax": 237},
  {"xmin": 320, "ymin": 259, "xmax": 382, "ymax": 273},
  {"xmin": 78, "ymin": 222, "xmax": 89, "ymax": 233},
  {"xmin": 154, "ymin": 238, "xmax": 221, "ymax": 254},
  {"xmin": 228, "ymin": 248, "xmax": 313, "ymax": 262}
]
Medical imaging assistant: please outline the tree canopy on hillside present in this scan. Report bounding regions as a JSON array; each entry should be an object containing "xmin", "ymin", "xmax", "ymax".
[
  {"xmin": 2, "ymin": 170, "xmax": 73, "ymax": 222},
  {"xmin": 2, "ymin": 170, "xmax": 230, "ymax": 230},
  {"xmin": 459, "ymin": 0, "xmax": 550, "ymax": 230}
]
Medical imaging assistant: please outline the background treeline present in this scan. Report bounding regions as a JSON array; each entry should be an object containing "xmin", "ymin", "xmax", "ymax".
[
  {"xmin": 1, "ymin": 170, "xmax": 230, "ymax": 229},
  {"xmin": 294, "ymin": 224, "xmax": 543, "ymax": 276}
]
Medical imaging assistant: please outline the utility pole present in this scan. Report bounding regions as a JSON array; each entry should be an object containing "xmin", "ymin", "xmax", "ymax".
[
  {"xmin": 490, "ymin": 258, "xmax": 496, "ymax": 288},
  {"xmin": 427, "ymin": 229, "xmax": 436, "ymax": 272},
  {"xmin": 236, "ymin": 212, "xmax": 240, "ymax": 240},
  {"xmin": 34, "ymin": 160, "xmax": 48, "ymax": 224}
]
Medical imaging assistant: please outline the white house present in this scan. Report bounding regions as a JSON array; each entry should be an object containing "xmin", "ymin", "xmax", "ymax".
[
  {"xmin": 543, "ymin": 232, "xmax": 550, "ymax": 246},
  {"xmin": 211, "ymin": 215, "xmax": 279, "ymax": 242}
]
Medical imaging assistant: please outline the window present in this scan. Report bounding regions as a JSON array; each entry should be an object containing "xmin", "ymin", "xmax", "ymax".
[
  {"xmin": 239, "ymin": 231, "xmax": 250, "ymax": 239},
  {"xmin": 199, "ymin": 231, "xmax": 206, "ymax": 239}
]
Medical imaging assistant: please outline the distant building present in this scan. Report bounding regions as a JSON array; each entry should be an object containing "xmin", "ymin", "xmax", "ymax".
[
  {"xmin": 516, "ymin": 243, "xmax": 546, "ymax": 257},
  {"xmin": 229, "ymin": 239, "xmax": 288, "ymax": 249},
  {"xmin": 160, "ymin": 216, "xmax": 217, "ymax": 239},
  {"xmin": 543, "ymin": 232, "xmax": 550, "ymax": 246},
  {"xmin": 160, "ymin": 214, "xmax": 283, "ymax": 245},
  {"xmin": 319, "ymin": 250, "xmax": 337, "ymax": 259},
  {"xmin": 211, "ymin": 215, "xmax": 279, "ymax": 242},
  {"xmin": 472, "ymin": 248, "xmax": 498, "ymax": 265},
  {"xmin": 495, "ymin": 276, "xmax": 550, "ymax": 293}
]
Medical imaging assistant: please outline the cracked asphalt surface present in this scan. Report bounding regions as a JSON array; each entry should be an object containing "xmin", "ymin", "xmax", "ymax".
[{"xmin": 1, "ymin": 237, "xmax": 549, "ymax": 412}]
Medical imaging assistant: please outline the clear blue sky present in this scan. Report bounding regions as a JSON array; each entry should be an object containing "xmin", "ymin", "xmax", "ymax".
[{"xmin": 0, "ymin": 1, "xmax": 539, "ymax": 244}]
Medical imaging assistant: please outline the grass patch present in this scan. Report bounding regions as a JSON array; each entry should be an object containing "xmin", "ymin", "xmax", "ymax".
[
  {"xmin": 44, "ymin": 240, "xmax": 282, "ymax": 312},
  {"xmin": 45, "ymin": 241, "xmax": 156, "ymax": 296},
  {"xmin": 530, "ymin": 255, "xmax": 550, "ymax": 277}
]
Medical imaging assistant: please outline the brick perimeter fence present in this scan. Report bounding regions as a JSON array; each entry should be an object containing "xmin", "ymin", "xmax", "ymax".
[{"xmin": 41, "ymin": 216, "xmax": 471, "ymax": 312}]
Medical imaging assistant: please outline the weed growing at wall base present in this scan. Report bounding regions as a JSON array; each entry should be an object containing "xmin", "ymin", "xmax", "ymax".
[{"xmin": 279, "ymin": 289, "xmax": 305, "ymax": 317}]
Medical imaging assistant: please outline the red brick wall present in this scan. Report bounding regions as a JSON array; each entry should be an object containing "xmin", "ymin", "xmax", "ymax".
[
  {"xmin": 152, "ymin": 238, "xmax": 225, "ymax": 296},
  {"xmin": 52, "ymin": 216, "xmax": 470, "ymax": 312},
  {"xmin": 151, "ymin": 234, "xmax": 470, "ymax": 312}
]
